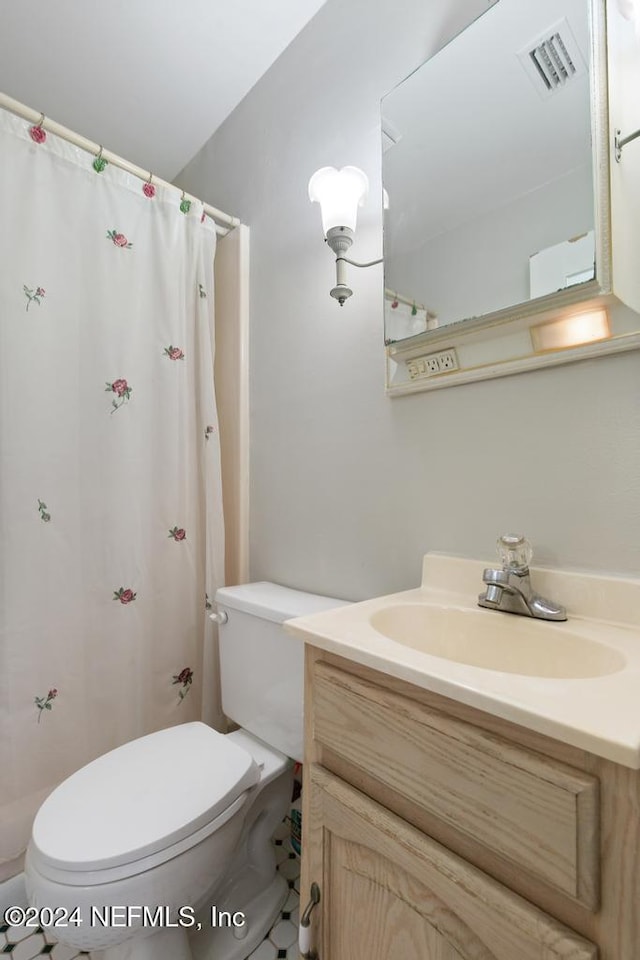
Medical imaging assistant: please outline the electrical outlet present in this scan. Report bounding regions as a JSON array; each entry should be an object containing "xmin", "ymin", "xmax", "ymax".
[
  {"xmin": 406, "ymin": 359, "xmax": 423, "ymax": 379},
  {"xmin": 405, "ymin": 348, "xmax": 459, "ymax": 380},
  {"xmin": 437, "ymin": 349, "xmax": 459, "ymax": 371}
]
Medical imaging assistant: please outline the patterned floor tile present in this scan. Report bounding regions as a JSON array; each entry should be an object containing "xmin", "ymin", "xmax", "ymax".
[
  {"xmin": 49, "ymin": 944, "xmax": 81, "ymax": 960},
  {"xmin": 274, "ymin": 844, "xmax": 290, "ymax": 866},
  {"xmin": 6, "ymin": 927, "xmax": 35, "ymax": 945},
  {"xmin": 276, "ymin": 857, "xmax": 300, "ymax": 882},
  {"xmin": 247, "ymin": 940, "xmax": 277, "ymax": 960},
  {"xmin": 8, "ymin": 934, "xmax": 45, "ymax": 960},
  {"xmin": 273, "ymin": 821, "xmax": 290, "ymax": 842},
  {"xmin": 282, "ymin": 888, "xmax": 299, "ymax": 913},
  {"xmin": 268, "ymin": 919, "xmax": 297, "ymax": 950}
]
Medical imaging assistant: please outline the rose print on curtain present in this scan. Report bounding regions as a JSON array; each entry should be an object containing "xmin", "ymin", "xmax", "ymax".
[
  {"xmin": 23, "ymin": 285, "xmax": 45, "ymax": 311},
  {"xmin": 0, "ymin": 107, "xmax": 225, "ymax": 873},
  {"xmin": 105, "ymin": 377, "xmax": 133, "ymax": 412},
  {"xmin": 106, "ymin": 228, "xmax": 133, "ymax": 249},
  {"xmin": 34, "ymin": 689, "xmax": 58, "ymax": 723},
  {"xmin": 113, "ymin": 587, "xmax": 137, "ymax": 604},
  {"xmin": 164, "ymin": 345, "xmax": 185, "ymax": 361},
  {"xmin": 172, "ymin": 668, "xmax": 193, "ymax": 701}
]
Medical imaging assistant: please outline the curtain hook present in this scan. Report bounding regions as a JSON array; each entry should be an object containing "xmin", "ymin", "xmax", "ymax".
[
  {"xmin": 29, "ymin": 112, "xmax": 47, "ymax": 143},
  {"xmin": 143, "ymin": 172, "xmax": 156, "ymax": 198},
  {"xmin": 92, "ymin": 145, "xmax": 108, "ymax": 173},
  {"xmin": 179, "ymin": 190, "xmax": 192, "ymax": 214}
]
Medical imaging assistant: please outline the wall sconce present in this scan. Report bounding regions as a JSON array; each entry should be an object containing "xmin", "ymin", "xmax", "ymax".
[
  {"xmin": 308, "ymin": 166, "xmax": 382, "ymax": 305},
  {"xmin": 615, "ymin": 0, "xmax": 640, "ymax": 160}
]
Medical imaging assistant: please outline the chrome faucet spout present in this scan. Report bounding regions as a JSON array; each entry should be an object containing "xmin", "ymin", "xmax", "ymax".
[{"xmin": 478, "ymin": 536, "xmax": 567, "ymax": 621}]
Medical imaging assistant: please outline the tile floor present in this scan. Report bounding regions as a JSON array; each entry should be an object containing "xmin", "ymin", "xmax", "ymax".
[
  {"xmin": 247, "ymin": 817, "xmax": 300, "ymax": 960},
  {"xmin": 0, "ymin": 820, "xmax": 300, "ymax": 960}
]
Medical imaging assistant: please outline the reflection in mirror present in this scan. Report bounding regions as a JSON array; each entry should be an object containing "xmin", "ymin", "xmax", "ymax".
[
  {"xmin": 384, "ymin": 289, "xmax": 438, "ymax": 342},
  {"xmin": 529, "ymin": 230, "xmax": 595, "ymax": 298},
  {"xmin": 382, "ymin": 0, "xmax": 595, "ymax": 344}
]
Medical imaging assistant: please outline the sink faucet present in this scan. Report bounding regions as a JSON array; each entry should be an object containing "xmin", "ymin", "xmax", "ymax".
[{"xmin": 478, "ymin": 535, "xmax": 567, "ymax": 621}]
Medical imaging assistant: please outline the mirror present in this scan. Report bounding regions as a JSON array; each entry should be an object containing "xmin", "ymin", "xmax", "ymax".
[
  {"xmin": 380, "ymin": 0, "xmax": 640, "ymax": 393},
  {"xmin": 382, "ymin": 0, "xmax": 595, "ymax": 345}
]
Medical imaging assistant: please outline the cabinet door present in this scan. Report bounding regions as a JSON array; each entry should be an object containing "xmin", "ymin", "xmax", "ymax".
[{"xmin": 304, "ymin": 765, "xmax": 597, "ymax": 960}]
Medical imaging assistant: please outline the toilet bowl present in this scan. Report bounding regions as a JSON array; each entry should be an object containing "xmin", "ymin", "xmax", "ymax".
[
  {"xmin": 26, "ymin": 723, "xmax": 292, "ymax": 960},
  {"xmin": 25, "ymin": 582, "xmax": 349, "ymax": 960}
]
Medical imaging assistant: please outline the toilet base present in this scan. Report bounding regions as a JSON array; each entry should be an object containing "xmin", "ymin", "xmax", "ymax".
[
  {"xmin": 89, "ymin": 869, "xmax": 287, "ymax": 960},
  {"xmin": 91, "ymin": 926, "xmax": 193, "ymax": 960},
  {"xmin": 81, "ymin": 872, "xmax": 289, "ymax": 960},
  {"xmin": 191, "ymin": 871, "xmax": 288, "ymax": 960}
]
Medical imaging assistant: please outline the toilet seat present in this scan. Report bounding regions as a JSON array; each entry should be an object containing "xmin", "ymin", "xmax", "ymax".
[
  {"xmin": 27, "ymin": 790, "xmax": 250, "ymax": 886},
  {"xmin": 30, "ymin": 722, "xmax": 259, "ymax": 882}
]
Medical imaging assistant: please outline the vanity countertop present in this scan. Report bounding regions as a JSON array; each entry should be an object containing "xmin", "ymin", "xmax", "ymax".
[{"xmin": 285, "ymin": 555, "xmax": 640, "ymax": 768}]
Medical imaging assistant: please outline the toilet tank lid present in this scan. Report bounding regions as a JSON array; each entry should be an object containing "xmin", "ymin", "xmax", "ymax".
[
  {"xmin": 31, "ymin": 722, "xmax": 259, "ymax": 873},
  {"xmin": 215, "ymin": 582, "xmax": 350, "ymax": 624}
]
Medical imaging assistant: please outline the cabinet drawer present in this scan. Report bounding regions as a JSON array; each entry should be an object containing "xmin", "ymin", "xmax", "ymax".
[
  {"xmin": 308, "ymin": 764, "xmax": 598, "ymax": 960},
  {"xmin": 311, "ymin": 660, "xmax": 599, "ymax": 908}
]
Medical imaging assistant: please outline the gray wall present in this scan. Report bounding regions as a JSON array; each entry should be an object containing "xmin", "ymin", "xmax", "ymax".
[{"xmin": 177, "ymin": 0, "xmax": 640, "ymax": 600}]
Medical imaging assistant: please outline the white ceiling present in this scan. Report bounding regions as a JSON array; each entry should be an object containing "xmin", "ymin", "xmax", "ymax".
[{"xmin": 0, "ymin": 0, "xmax": 329, "ymax": 182}]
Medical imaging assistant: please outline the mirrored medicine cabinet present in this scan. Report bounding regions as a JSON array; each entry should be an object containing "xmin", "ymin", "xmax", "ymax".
[{"xmin": 382, "ymin": 0, "xmax": 640, "ymax": 394}]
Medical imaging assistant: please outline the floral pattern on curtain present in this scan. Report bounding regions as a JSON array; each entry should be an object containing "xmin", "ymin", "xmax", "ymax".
[{"xmin": 0, "ymin": 109, "xmax": 225, "ymax": 877}]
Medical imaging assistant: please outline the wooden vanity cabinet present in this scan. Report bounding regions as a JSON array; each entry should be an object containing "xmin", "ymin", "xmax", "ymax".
[{"xmin": 301, "ymin": 648, "xmax": 640, "ymax": 960}]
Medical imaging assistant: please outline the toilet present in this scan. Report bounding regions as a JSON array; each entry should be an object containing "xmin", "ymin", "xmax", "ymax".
[{"xmin": 25, "ymin": 582, "xmax": 348, "ymax": 960}]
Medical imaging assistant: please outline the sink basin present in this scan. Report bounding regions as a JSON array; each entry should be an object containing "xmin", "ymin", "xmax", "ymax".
[
  {"xmin": 286, "ymin": 554, "xmax": 640, "ymax": 765},
  {"xmin": 369, "ymin": 604, "xmax": 626, "ymax": 679}
]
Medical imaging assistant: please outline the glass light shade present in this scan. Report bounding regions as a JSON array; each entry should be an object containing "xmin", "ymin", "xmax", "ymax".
[
  {"xmin": 531, "ymin": 309, "xmax": 610, "ymax": 352},
  {"xmin": 618, "ymin": 0, "xmax": 640, "ymax": 33},
  {"xmin": 308, "ymin": 166, "xmax": 369, "ymax": 235},
  {"xmin": 618, "ymin": 0, "xmax": 638, "ymax": 19}
]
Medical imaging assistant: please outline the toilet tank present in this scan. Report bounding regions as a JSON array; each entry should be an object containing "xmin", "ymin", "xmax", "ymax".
[{"xmin": 215, "ymin": 582, "xmax": 349, "ymax": 763}]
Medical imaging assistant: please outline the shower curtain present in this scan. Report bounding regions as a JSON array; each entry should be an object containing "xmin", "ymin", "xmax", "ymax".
[{"xmin": 0, "ymin": 109, "xmax": 225, "ymax": 877}]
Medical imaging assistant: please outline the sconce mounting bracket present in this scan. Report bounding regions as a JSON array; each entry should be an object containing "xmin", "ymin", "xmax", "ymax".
[{"xmin": 615, "ymin": 126, "xmax": 640, "ymax": 162}]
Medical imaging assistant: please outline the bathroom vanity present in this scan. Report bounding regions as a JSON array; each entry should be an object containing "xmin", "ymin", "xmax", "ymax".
[{"xmin": 287, "ymin": 556, "xmax": 640, "ymax": 959}]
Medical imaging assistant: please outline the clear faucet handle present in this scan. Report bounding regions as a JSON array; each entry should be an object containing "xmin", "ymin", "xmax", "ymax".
[{"xmin": 497, "ymin": 534, "xmax": 532, "ymax": 572}]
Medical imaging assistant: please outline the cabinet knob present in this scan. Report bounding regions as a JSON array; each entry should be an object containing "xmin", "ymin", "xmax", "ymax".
[{"xmin": 299, "ymin": 882, "xmax": 321, "ymax": 959}]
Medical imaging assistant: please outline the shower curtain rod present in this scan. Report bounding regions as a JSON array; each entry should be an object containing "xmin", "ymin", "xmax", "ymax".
[{"xmin": 0, "ymin": 92, "xmax": 241, "ymax": 237}]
